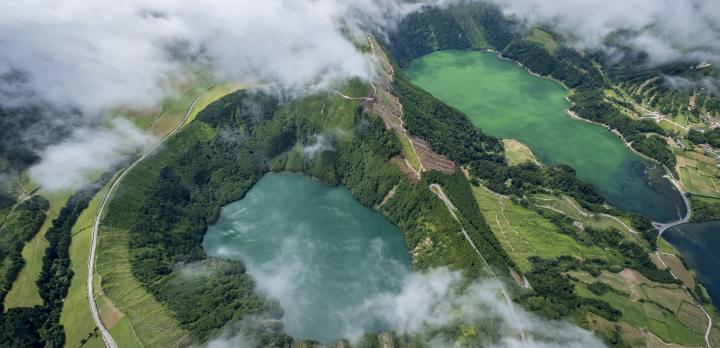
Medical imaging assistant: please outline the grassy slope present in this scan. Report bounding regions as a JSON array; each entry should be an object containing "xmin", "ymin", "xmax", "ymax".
[
  {"xmin": 525, "ymin": 27, "xmax": 557, "ymax": 53},
  {"xmin": 94, "ymin": 124, "xmax": 217, "ymax": 347},
  {"xmin": 60, "ymin": 181, "xmax": 113, "ymax": 348},
  {"xmin": 675, "ymin": 147, "xmax": 720, "ymax": 198},
  {"xmin": 54, "ymin": 81, "xmax": 241, "ymax": 347},
  {"xmin": 182, "ymin": 83, "xmax": 246, "ymax": 127},
  {"xmin": 4, "ymin": 190, "xmax": 71, "ymax": 309},
  {"xmin": 473, "ymin": 185, "xmax": 611, "ymax": 272},
  {"xmin": 575, "ymin": 278, "xmax": 705, "ymax": 346},
  {"xmin": 502, "ymin": 139, "xmax": 537, "ymax": 166}
]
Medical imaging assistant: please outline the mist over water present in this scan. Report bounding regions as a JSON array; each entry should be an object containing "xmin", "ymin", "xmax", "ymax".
[{"xmin": 203, "ymin": 173, "xmax": 411, "ymax": 342}]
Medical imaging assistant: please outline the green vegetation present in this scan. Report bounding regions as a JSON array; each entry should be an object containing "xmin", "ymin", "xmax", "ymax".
[
  {"xmin": 573, "ymin": 270, "xmax": 707, "ymax": 346},
  {"xmin": 0, "ymin": 175, "xmax": 109, "ymax": 347},
  {"xmin": 676, "ymin": 148, "xmax": 720, "ymax": 197},
  {"xmin": 689, "ymin": 195, "xmax": 720, "ymax": 222},
  {"xmin": 59, "ymin": 181, "xmax": 114, "ymax": 348},
  {"xmin": 474, "ymin": 187, "xmax": 611, "ymax": 272},
  {"xmin": 525, "ymin": 27, "xmax": 558, "ymax": 53},
  {"xmin": 4, "ymin": 191, "xmax": 71, "ymax": 309},
  {"xmin": 0, "ymin": 196, "xmax": 49, "ymax": 309},
  {"xmin": 502, "ymin": 139, "xmax": 537, "ymax": 165}
]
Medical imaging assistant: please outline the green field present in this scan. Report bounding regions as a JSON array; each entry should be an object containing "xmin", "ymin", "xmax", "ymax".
[
  {"xmin": 675, "ymin": 148, "xmax": 720, "ymax": 197},
  {"xmin": 96, "ymin": 225, "xmax": 187, "ymax": 347},
  {"xmin": 4, "ymin": 190, "xmax": 71, "ymax": 309},
  {"xmin": 182, "ymin": 82, "xmax": 247, "ymax": 127},
  {"xmin": 472, "ymin": 186, "xmax": 611, "ymax": 272},
  {"xmin": 525, "ymin": 27, "xmax": 557, "ymax": 53},
  {"xmin": 575, "ymin": 281, "xmax": 705, "ymax": 346},
  {"xmin": 60, "ymin": 181, "xmax": 114, "ymax": 348},
  {"xmin": 572, "ymin": 269, "xmax": 708, "ymax": 346},
  {"xmin": 529, "ymin": 193, "xmax": 644, "ymax": 243},
  {"xmin": 502, "ymin": 139, "xmax": 537, "ymax": 165},
  {"xmin": 399, "ymin": 135, "xmax": 421, "ymax": 172}
]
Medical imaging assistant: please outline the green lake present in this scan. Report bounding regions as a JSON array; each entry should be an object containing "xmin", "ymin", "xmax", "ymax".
[
  {"xmin": 406, "ymin": 50, "xmax": 685, "ymax": 222},
  {"xmin": 203, "ymin": 173, "xmax": 411, "ymax": 342}
]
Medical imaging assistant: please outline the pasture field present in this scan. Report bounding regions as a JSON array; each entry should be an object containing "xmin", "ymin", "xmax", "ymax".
[
  {"xmin": 96, "ymin": 226, "xmax": 187, "ymax": 347},
  {"xmin": 675, "ymin": 148, "xmax": 720, "ymax": 197},
  {"xmin": 60, "ymin": 181, "xmax": 114, "ymax": 348},
  {"xmin": 4, "ymin": 190, "xmax": 71, "ymax": 309},
  {"xmin": 529, "ymin": 193, "xmax": 643, "ymax": 242},
  {"xmin": 473, "ymin": 186, "xmax": 611, "ymax": 272},
  {"xmin": 502, "ymin": 139, "xmax": 538, "ymax": 166},
  {"xmin": 399, "ymin": 135, "xmax": 422, "ymax": 172},
  {"xmin": 525, "ymin": 27, "xmax": 557, "ymax": 53},
  {"xmin": 573, "ymin": 270, "xmax": 707, "ymax": 346}
]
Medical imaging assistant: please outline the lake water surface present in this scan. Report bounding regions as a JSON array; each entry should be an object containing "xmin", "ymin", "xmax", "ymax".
[
  {"xmin": 406, "ymin": 50, "xmax": 685, "ymax": 222},
  {"xmin": 663, "ymin": 222, "xmax": 720, "ymax": 305},
  {"xmin": 203, "ymin": 173, "xmax": 411, "ymax": 342}
]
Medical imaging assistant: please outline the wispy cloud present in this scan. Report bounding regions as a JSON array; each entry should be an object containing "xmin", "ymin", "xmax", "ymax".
[{"xmin": 483, "ymin": 0, "xmax": 720, "ymax": 66}]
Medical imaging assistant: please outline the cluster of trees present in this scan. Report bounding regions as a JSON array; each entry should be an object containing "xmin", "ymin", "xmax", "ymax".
[
  {"xmin": 0, "ymin": 196, "xmax": 49, "ymax": 307},
  {"xmin": 606, "ymin": 58, "xmax": 720, "ymax": 120},
  {"xmin": 0, "ymin": 177, "xmax": 107, "ymax": 347},
  {"xmin": 387, "ymin": 6, "xmax": 471, "ymax": 67},
  {"xmin": 386, "ymin": 2, "xmax": 678, "ymax": 169},
  {"xmin": 425, "ymin": 170, "xmax": 516, "ymax": 272},
  {"xmin": 689, "ymin": 128, "xmax": 720, "ymax": 148},
  {"xmin": 98, "ymin": 88, "xmax": 522, "ymax": 344},
  {"xmin": 104, "ymin": 91, "xmax": 289, "ymax": 341},
  {"xmin": 689, "ymin": 195, "xmax": 720, "ymax": 223},
  {"xmin": 393, "ymin": 71, "xmax": 605, "ymax": 208},
  {"xmin": 522, "ymin": 256, "xmax": 621, "ymax": 322}
]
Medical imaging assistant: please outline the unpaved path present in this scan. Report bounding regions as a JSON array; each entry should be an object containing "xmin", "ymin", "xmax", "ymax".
[{"xmin": 429, "ymin": 183, "xmax": 528, "ymax": 344}]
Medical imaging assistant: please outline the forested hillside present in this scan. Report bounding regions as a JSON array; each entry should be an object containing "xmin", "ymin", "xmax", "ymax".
[{"xmin": 384, "ymin": 4, "xmax": 684, "ymax": 171}]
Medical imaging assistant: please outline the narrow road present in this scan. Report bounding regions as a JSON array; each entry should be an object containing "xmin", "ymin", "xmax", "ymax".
[
  {"xmin": 87, "ymin": 96, "xmax": 201, "ymax": 348},
  {"xmin": 654, "ymin": 176, "xmax": 691, "ymax": 235},
  {"xmin": 429, "ymin": 183, "xmax": 528, "ymax": 344}
]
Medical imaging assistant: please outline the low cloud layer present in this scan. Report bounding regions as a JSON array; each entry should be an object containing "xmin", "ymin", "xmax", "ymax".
[
  {"xmin": 0, "ymin": 0, "xmax": 414, "ymax": 113},
  {"xmin": 207, "ymin": 266, "xmax": 606, "ymax": 347},
  {"xmin": 28, "ymin": 119, "xmax": 153, "ymax": 191},
  {"xmin": 0, "ymin": 0, "xmax": 419, "ymax": 191},
  {"xmin": 485, "ymin": 0, "xmax": 720, "ymax": 66}
]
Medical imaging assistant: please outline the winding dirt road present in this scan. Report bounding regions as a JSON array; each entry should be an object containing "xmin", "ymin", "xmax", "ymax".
[
  {"xmin": 87, "ymin": 96, "xmax": 201, "ymax": 348},
  {"xmin": 429, "ymin": 183, "xmax": 529, "ymax": 344}
]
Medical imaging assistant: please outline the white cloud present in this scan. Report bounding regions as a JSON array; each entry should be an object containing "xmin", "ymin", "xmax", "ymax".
[
  {"xmin": 0, "ymin": 0, "xmax": 415, "ymax": 114},
  {"xmin": 28, "ymin": 118, "xmax": 153, "ymax": 191},
  {"xmin": 302, "ymin": 133, "xmax": 335, "ymax": 158},
  {"xmin": 1, "ymin": 0, "xmax": 420, "ymax": 190},
  {"xmin": 483, "ymin": 0, "xmax": 720, "ymax": 66}
]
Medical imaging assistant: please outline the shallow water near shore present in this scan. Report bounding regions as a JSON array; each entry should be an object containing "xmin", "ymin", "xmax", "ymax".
[
  {"xmin": 406, "ymin": 50, "xmax": 686, "ymax": 222},
  {"xmin": 203, "ymin": 173, "xmax": 411, "ymax": 342}
]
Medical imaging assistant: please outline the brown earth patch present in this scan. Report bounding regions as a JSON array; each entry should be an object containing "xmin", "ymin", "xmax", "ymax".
[{"xmin": 410, "ymin": 136, "xmax": 455, "ymax": 174}]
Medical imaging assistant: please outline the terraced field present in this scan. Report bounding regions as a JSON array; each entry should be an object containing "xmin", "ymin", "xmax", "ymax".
[
  {"xmin": 572, "ymin": 269, "xmax": 707, "ymax": 346},
  {"xmin": 473, "ymin": 185, "xmax": 613, "ymax": 272}
]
